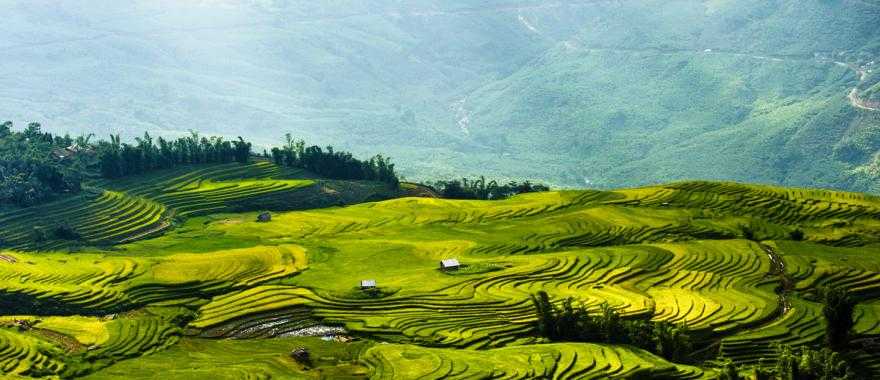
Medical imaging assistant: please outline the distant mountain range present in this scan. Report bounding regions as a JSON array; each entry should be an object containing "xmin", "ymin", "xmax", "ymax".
[{"xmin": 2, "ymin": 0, "xmax": 879, "ymax": 190}]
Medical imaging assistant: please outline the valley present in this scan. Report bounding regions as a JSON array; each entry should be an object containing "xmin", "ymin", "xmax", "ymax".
[{"xmin": 3, "ymin": 0, "xmax": 880, "ymax": 190}]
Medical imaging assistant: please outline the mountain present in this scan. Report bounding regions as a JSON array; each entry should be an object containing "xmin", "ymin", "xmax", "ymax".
[{"xmin": 2, "ymin": 0, "xmax": 880, "ymax": 189}]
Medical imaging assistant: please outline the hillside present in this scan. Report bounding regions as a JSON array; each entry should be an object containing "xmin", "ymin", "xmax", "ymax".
[
  {"xmin": 1, "ymin": 176, "xmax": 880, "ymax": 378},
  {"xmin": 0, "ymin": 160, "xmax": 406, "ymax": 251},
  {"xmin": 2, "ymin": 1, "xmax": 880, "ymax": 190}
]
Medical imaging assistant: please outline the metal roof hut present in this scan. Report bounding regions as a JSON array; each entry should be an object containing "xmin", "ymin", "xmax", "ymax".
[
  {"xmin": 360, "ymin": 279, "xmax": 377, "ymax": 289},
  {"xmin": 256, "ymin": 212, "xmax": 272, "ymax": 222},
  {"xmin": 440, "ymin": 258, "xmax": 461, "ymax": 271}
]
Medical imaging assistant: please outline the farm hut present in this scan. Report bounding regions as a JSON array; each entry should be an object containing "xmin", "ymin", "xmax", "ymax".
[
  {"xmin": 440, "ymin": 258, "xmax": 461, "ymax": 271},
  {"xmin": 360, "ymin": 279, "xmax": 376, "ymax": 289},
  {"xmin": 256, "ymin": 212, "xmax": 272, "ymax": 222},
  {"xmin": 290, "ymin": 347, "xmax": 311, "ymax": 365}
]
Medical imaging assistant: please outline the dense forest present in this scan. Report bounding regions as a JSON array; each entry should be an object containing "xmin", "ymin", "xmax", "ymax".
[{"xmin": 0, "ymin": 122, "xmax": 86, "ymax": 207}]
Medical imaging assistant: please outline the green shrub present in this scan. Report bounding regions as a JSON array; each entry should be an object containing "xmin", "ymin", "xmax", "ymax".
[
  {"xmin": 52, "ymin": 224, "xmax": 81, "ymax": 241},
  {"xmin": 30, "ymin": 226, "xmax": 48, "ymax": 242},
  {"xmin": 715, "ymin": 360, "xmax": 742, "ymax": 380}
]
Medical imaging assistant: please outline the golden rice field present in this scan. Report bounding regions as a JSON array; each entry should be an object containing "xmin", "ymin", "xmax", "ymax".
[
  {"xmin": 1, "ymin": 165, "xmax": 880, "ymax": 378},
  {"xmin": 0, "ymin": 161, "xmax": 402, "ymax": 251}
]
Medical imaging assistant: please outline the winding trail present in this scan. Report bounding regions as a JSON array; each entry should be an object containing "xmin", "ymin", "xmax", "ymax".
[
  {"xmin": 836, "ymin": 61, "xmax": 878, "ymax": 112},
  {"xmin": 760, "ymin": 242, "xmax": 793, "ymax": 315},
  {"xmin": 849, "ymin": 88, "xmax": 879, "ymax": 112}
]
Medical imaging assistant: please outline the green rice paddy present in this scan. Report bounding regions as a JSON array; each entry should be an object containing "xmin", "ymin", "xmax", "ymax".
[{"xmin": 2, "ymin": 163, "xmax": 880, "ymax": 378}]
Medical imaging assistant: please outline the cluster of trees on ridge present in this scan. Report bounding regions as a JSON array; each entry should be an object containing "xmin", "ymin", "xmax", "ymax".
[
  {"xmin": 1, "ymin": 121, "xmax": 554, "ymax": 210},
  {"xmin": 0, "ymin": 122, "xmax": 405, "ymax": 208},
  {"xmin": 97, "ymin": 132, "xmax": 252, "ymax": 178},
  {"xmin": 269, "ymin": 133, "xmax": 398, "ymax": 186},
  {"xmin": 425, "ymin": 176, "xmax": 549, "ymax": 200},
  {"xmin": 0, "ymin": 122, "xmax": 85, "ymax": 207},
  {"xmin": 532, "ymin": 286, "xmax": 862, "ymax": 380}
]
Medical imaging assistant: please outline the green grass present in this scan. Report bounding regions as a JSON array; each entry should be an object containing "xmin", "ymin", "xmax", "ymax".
[{"xmin": 3, "ymin": 180, "xmax": 880, "ymax": 378}]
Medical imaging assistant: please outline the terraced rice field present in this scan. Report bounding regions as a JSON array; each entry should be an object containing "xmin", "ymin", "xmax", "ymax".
[
  {"xmin": 0, "ymin": 161, "xmax": 315, "ymax": 250},
  {"xmin": 363, "ymin": 343, "xmax": 709, "ymax": 379},
  {"xmin": 2, "ymin": 180, "xmax": 880, "ymax": 378}
]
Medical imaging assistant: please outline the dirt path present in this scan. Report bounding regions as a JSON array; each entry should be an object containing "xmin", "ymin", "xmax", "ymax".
[
  {"xmin": 760, "ymin": 242, "xmax": 793, "ymax": 315},
  {"xmin": 849, "ymin": 88, "xmax": 880, "ymax": 111},
  {"xmin": 835, "ymin": 61, "xmax": 878, "ymax": 112}
]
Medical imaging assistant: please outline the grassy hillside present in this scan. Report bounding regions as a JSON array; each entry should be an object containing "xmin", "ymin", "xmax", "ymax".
[
  {"xmin": 2, "ymin": 175, "xmax": 880, "ymax": 378},
  {"xmin": 2, "ymin": 1, "xmax": 880, "ymax": 191},
  {"xmin": 0, "ymin": 160, "xmax": 404, "ymax": 251}
]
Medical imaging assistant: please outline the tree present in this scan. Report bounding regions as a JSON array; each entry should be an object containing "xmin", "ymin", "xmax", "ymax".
[
  {"xmin": 741, "ymin": 224, "xmax": 756, "ymax": 241},
  {"xmin": 530, "ymin": 291, "xmax": 557, "ymax": 338},
  {"xmin": 284, "ymin": 133, "xmax": 297, "ymax": 166},
  {"xmin": 715, "ymin": 360, "xmax": 742, "ymax": 380},
  {"xmin": 232, "ymin": 137, "xmax": 252, "ymax": 164},
  {"xmin": 270, "ymin": 147, "xmax": 284, "ymax": 165},
  {"xmin": 23, "ymin": 122, "xmax": 42, "ymax": 139},
  {"xmin": 0, "ymin": 122, "xmax": 84, "ymax": 207},
  {"xmin": 52, "ymin": 223, "xmax": 81, "ymax": 241},
  {"xmin": 596, "ymin": 303, "xmax": 624, "ymax": 343},
  {"xmin": 819, "ymin": 286, "xmax": 855, "ymax": 350},
  {"xmin": 0, "ymin": 121, "xmax": 11, "ymax": 138},
  {"xmin": 653, "ymin": 322, "xmax": 692, "ymax": 363}
]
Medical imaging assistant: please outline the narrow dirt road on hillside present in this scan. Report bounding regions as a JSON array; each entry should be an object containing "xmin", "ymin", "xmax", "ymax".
[{"xmin": 836, "ymin": 61, "xmax": 878, "ymax": 112}]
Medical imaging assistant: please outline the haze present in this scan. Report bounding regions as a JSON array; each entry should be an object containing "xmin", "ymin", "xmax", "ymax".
[{"xmin": 2, "ymin": 0, "xmax": 879, "ymax": 189}]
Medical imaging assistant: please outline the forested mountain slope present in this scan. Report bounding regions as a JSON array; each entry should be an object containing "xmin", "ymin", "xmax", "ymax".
[{"xmin": 2, "ymin": 0, "xmax": 879, "ymax": 189}]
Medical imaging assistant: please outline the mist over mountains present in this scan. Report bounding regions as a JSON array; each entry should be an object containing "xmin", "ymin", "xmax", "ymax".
[{"xmin": 2, "ymin": 0, "xmax": 880, "ymax": 190}]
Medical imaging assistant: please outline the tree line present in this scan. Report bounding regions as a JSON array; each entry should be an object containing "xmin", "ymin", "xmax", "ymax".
[
  {"xmin": 269, "ymin": 133, "xmax": 399, "ymax": 186},
  {"xmin": 0, "ymin": 122, "xmax": 85, "ymax": 207},
  {"xmin": 97, "ymin": 131, "xmax": 252, "ymax": 178},
  {"xmin": 426, "ymin": 176, "xmax": 549, "ymax": 200}
]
